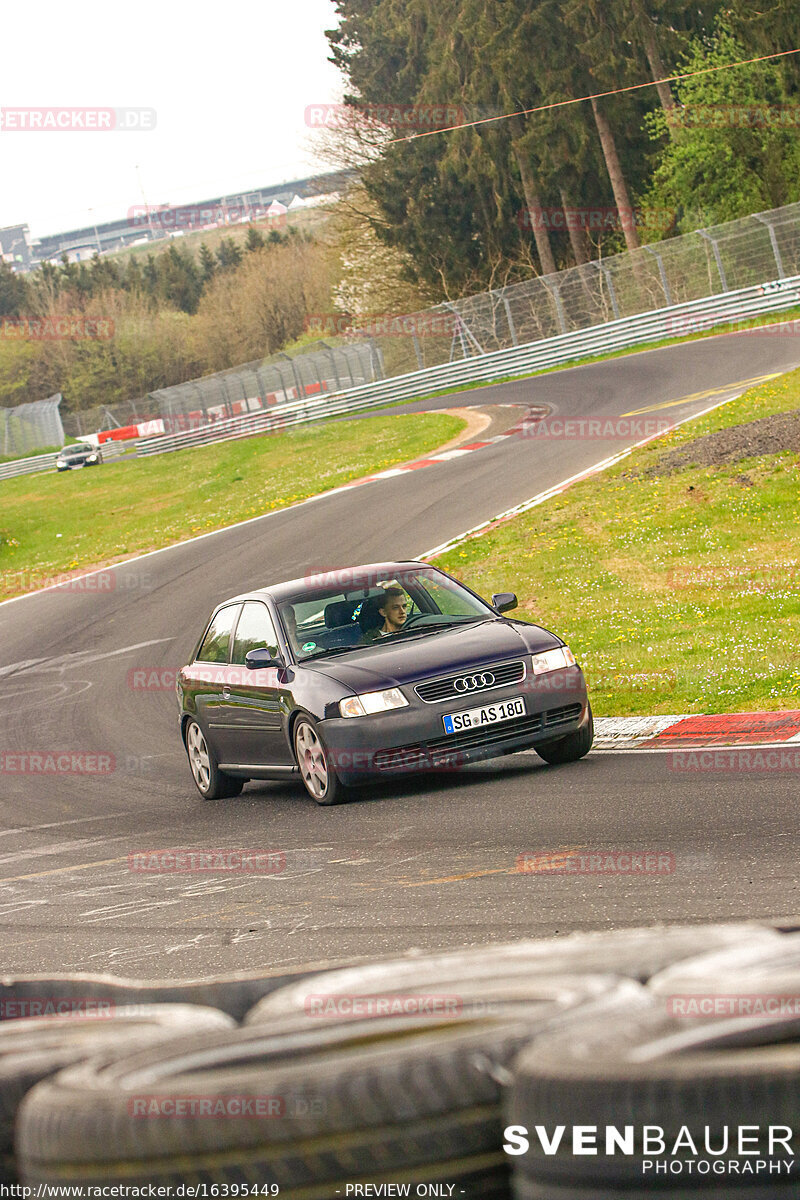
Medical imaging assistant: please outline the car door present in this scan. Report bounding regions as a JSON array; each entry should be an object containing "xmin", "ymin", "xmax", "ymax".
[
  {"xmin": 223, "ymin": 601, "xmax": 294, "ymax": 768},
  {"xmin": 184, "ymin": 603, "xmax": 242, "ymax": 765}
]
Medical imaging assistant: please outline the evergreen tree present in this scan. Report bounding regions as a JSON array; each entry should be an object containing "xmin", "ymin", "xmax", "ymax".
[
  {"xmin": 216, "ymin": 237, "xmax": 243, "ymax": 270},
  {"xmin": 0, "ymin": 262, "xmax": 29, "ymax": 317},
  {"xmin": 199, "ymin": 243, "xmax": 217, "ymax": 283},
  {"xmin": 245, "ymin": 225, "xmax": 266, "ymax": 251}
]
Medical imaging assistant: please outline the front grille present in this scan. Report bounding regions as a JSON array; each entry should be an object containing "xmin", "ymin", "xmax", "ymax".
[
  {"xmin": 415, "ymin": 660, "xmax": 526, "ymax": 704},
  {"xmin": 374, "ymin": 746, "xmax": 428, "ymax": 772}
]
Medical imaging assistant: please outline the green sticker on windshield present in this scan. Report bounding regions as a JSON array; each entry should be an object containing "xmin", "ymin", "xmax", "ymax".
[{"xmin": 302, "ymin": 641, "xmax": 317, "ymax": 652}]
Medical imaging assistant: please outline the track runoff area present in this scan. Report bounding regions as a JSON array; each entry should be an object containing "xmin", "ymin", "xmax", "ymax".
[{"xmin": 0, "ymin": 328, "xmax": 799, "ymax": 978}]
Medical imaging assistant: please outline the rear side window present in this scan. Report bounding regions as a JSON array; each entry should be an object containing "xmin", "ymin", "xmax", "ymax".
[
  {"xmin": 231, "ymin": 602, "xmax": 279, "ymax": 665},
  {"xmin": 196, "ymin": 605, "xmax": 240, "ymax": 663}
]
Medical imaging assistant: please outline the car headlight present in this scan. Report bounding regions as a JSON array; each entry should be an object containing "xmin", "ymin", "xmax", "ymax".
[
  {"xmin": 339, "ymin": 688, "xmax": 409, "ymax": 718},
  {"xmin": 531, "ymin": 646, "xmax": 576, "ymax": 675},
  {"xmin": 87, "ymin": 454, "xmax": 98, "ymax": 462}
]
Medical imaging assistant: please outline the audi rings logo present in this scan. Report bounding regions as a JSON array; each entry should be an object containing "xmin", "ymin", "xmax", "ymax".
[{"xmin": 453, "ymin": 672, "xmax": 495, "ymax": 693}]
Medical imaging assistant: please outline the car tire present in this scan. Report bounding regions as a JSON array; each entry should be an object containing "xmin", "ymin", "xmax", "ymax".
[
  {"xmin": 536, "ymin": 704, "xmax": 593, "ymax": 765},
  {"xmin": 293, "ymin": 715, "xmax": 346, "ymax": 805},
  {"xmin": 184, "ymin": 719, "xmax": 243, "ymax": 800}
]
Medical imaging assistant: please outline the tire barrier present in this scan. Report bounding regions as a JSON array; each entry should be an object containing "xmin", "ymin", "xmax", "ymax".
[
  {"xmin": 17, "ymin": 978, "xmax": 644, "ymax": 1192},
  {"xmin": 246, "ymin": 922, "xmax": 784, "ymax": 1023},
  {"xmin": 506, "ymin": 998, "xmax": 800, "ymax": 1198},
  {"xmin": 6, "ymin": 919, "xmax": 800, "ymax": 1196},
  {"xmin": 1, "ymin": 957, "xmax": 366, "ymax": 1024},
  {"xmin": 0, "ymin": 1004, "xmax": 233, "ymax": 1182}
]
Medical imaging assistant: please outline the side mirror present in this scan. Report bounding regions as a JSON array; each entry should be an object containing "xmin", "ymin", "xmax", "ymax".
[
  {"xmin": 245, "ymin": 647, "xmax": 284, "ymax": 670},
  {"xmin": 491, "ymin": 592, "xmax": 518, "ymax": 614}
]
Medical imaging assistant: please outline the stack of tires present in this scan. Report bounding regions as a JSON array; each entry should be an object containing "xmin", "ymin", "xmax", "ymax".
[{"xmin": 3, "ymin": 919, "xmax": 800, "ymax": 1197}]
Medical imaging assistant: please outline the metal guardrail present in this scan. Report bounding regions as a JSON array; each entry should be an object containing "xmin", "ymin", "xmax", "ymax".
[
  {"xmin": 134, "ymin": 275, "xmax": 800, "ymax": 457},
  {"xmin": 0, "ymin": 440, "xmax": 128, "ymax": 482}
]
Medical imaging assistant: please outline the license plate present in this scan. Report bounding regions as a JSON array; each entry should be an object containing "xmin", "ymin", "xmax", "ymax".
[{"xmin": 442, "ymin": 696, "xmax": 525, "ymax": 734}]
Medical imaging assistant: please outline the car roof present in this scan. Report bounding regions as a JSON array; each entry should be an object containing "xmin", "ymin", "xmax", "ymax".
[{"xmin": 217, "ymin": 562, "xmax": 432, "ymax": 608}]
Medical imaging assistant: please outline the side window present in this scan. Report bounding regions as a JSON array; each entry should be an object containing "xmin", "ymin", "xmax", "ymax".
[
  {"xmin": 231, "ymin": 602, "xmax": 279, "ymax": 666},
  {"xmin": 196, "ymin": 605, "xmax": 240, "ymax": 663}
]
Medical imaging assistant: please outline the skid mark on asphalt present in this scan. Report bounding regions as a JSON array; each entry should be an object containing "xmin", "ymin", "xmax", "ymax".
[
  {"xmin": 0, "ymin": 638, "xmax": 174, "ymax": 679},
  {"xmin": 400, "ymin": 846, "xmax": 586, "ymax": 886}
]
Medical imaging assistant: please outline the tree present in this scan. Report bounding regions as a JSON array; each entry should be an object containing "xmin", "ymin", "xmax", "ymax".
[
  {"xmin": 216, "ymin": 237, "xmax": 243, "ymax": 271},
  {"xmin": 198, "ymin": 243, "xmax": 217, "ymax": 283},
  {"xmin": 0, "ymin": 262, "xmax": 28, "ymax": 317},
  {"xmin": 245, "ymin": 225, "xmax": 266, "ymax": 252},
  {"xmin": 644, "ymin": 17, "xmax": 800, "ymax": 228}
]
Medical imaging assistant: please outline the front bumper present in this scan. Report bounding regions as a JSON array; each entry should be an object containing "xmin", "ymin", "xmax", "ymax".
[{"xmin": 321, "ymin": 666, "xmax": 590, "ymax": 785}]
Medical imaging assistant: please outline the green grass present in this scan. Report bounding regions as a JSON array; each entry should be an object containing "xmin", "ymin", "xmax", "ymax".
[
  {"xmin": 0, "ymin": 412, "xmax": 464, "ymax": 601},
  {"xmin": 436, "ymin": 368, "xmax": 800, "ymax": 716},
  {"xmin": 376, "ymin": 304, "xmax": 800, "ymax": 411}
]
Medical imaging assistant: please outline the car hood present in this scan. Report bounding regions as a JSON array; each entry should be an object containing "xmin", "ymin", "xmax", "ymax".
[{"xmin": 307, "ymin": 618, "xmax": 562, "ymax": 693}]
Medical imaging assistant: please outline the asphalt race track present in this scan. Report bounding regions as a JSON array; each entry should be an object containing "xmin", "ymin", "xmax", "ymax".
[{"xmin": 2, "ymin": 332, "xmax": 800, "ymax": 977}]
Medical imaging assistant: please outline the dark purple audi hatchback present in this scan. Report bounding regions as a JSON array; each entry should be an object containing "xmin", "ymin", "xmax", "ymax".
[{"xmin": 177, "ymin": 561, "xmax": 593, "ymax": 805}]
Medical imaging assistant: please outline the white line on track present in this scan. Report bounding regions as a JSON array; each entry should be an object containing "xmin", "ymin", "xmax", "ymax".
[{"xmin": 418, "ymin": 385, "xmax": 765, "ymax": 558}]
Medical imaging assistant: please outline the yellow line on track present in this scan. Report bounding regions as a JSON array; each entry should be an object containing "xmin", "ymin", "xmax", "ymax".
[{"xmin": 621, "ymin": 372, "xmax": 780, "ymax": 417}]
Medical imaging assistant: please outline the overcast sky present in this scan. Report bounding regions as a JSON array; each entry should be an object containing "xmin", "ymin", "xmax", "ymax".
[{"xmin": 0, "ymin": 0, "xmax": 345, "ymax": 238}]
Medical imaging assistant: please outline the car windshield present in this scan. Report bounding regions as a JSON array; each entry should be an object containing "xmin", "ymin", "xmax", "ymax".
[
  {"xmin": 277, "ymin": 566, "xmax": 495, "ymax": 662},
  {"xmin": 62, "ymin": 444, "xmax": 93, "ymax": 456}
]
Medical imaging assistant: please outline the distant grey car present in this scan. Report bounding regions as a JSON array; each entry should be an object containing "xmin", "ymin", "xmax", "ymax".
[{"xmin": 56, "ymin": 443, "xmax": 103, "ymax": 472}]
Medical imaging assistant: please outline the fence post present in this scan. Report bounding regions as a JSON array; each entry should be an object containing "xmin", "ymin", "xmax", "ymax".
[
  {"xmin": 317, "ymin": 340, "xmax": 342, "ymax": 391},
  {"xmin": 278, "ymin": 352, "xmax": 306, "ymax": 400},
  {"xmin": 540, "ymin": 278, "xmax": 568, "ymax": 335},
  {"xmin": 501, "ymin": 293, "xmax": 519, "ymax": 346},
  {"xmin": 644, "ymin": 246, "xmax": 673, "ymax": 306},
  {"xmin": 753, "ymin": 213, "xmax": 786, "ymax": 280},
  {"xmin": 592, "ymin": 261, "xmax": 621, "ymax": 320},
  {"xmin": 698, "ymin": 230, "xmax": 729, "ymax": 292}
]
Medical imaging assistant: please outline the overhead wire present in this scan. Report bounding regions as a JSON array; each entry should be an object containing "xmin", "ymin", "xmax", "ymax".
[{"xmin": 381, "ymin": 46, "xmax": 800, "ymax": 143}]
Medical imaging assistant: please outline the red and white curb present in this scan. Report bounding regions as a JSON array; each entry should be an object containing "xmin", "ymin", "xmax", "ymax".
[
  {"xmin": 315, "ymin": 406, "xmax": 546, "ymax": 498},
  {"xmin": 594, "ymin": 711, "xmax": 800, "ymax": 750},
  {"xmin": 420, "ymin": 383, "xmax": 771, "ymax": 559}
]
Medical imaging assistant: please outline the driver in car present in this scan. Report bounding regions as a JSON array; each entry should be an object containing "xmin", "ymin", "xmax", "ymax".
[{"xmin": 361, "ymin": 586, "xmax": 408, "ymax": 642}]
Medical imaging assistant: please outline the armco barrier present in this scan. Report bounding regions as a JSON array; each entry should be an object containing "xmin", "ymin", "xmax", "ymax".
[
  {"xmin": 135, "ymin": 275, "xmax": 800, "ymax": 458},
  {"xmin": 0, "ymin": 440, "xmax": 128, "ymax": 482}
]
